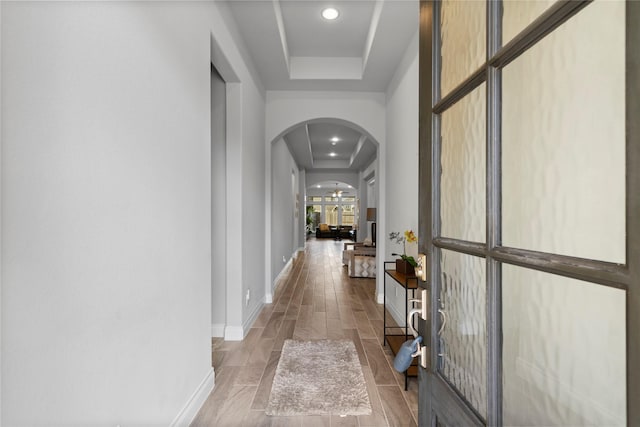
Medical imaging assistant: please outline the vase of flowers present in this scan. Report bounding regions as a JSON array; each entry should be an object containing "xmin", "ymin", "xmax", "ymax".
[{"xmin": 389, "ymin": 230, "xmax": 418, "ymax": 276}]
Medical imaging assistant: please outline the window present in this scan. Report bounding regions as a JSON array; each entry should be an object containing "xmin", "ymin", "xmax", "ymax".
[
  {"xmin": 341, "ymin": 204, "xmax": 355, "ymax": 225},
  {"xmin": 325, "ymin": 205, "xmax": 339, "ymax": 225}
]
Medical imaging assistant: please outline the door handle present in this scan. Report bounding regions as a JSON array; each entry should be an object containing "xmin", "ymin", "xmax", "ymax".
[
  {"xmin": 408, "ymin": 289, "xmax": 428, "ymax": 319},
  {"xmin": 437, "ymin": 309, "xmax": 447, "ymax": 336},
  {"xmin": 407, "ymin": 289, "xmax": 428, "ymax": 338},
  {"xmin": 407, "ymin": 308, "xmax": 421, "ymax": 338}
]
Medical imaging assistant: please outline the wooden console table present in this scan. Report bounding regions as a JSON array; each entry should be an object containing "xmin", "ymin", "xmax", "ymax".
[{"xmin": 383, "ymin": 261, "xmax": 419, "ymax": 390}]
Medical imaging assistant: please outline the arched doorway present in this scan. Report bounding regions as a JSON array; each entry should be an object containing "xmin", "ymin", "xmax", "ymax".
[{"xmin": 266, "ymin": 118, "xmax": 381, "ymax": 302}]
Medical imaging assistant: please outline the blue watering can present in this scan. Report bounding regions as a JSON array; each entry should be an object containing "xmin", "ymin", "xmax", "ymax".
[{"xmin": 393, "ymin": 336, "xmax": 422, "ymax": 373}]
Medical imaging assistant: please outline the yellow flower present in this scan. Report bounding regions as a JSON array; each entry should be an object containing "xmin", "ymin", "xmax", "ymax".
[{"xmin": 404, "ymin": 230, "xmax": 417, "ymax": 243}]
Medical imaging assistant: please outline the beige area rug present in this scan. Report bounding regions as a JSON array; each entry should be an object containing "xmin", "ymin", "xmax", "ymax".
[{"xmin": 265, "ymin": 339, "xmax": 372, "ymax": 416}]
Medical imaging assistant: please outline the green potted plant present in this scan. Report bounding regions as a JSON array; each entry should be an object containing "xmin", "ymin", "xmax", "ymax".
[
  {"xmin": 389, "ymin": 230, "xmax": 417, "ymax": 276},
  {"xmin": 305, "ymin": 206, "xmax": 315, "ymax": 234}
]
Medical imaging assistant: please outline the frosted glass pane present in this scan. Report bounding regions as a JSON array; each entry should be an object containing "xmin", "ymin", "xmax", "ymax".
[
  {"xmin": 441, "ymin": 84, "xmax": 486, "ymax": 243},
  {"xmin": 502, "ymin": 0, "xmax": 625, "ymax": 263},
  {"xmin": 440, "ymin": 0, "xmax": 485, "ymax": 96},
  {"xmin": 503, "ymin": 265, "xmax": 626, "ymax": 426},
  {"xmin": 440, "ymin": 250, "xmax": 486, "ymax": 419},
  {"xmin": 503, "ymin": 0, "xmax": 557, "ymax": 43}
]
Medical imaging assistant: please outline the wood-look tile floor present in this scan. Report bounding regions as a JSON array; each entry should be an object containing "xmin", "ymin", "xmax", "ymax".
[{"xmin": 192, "ymin": 238, "xmax": 418, "ymax": 427}]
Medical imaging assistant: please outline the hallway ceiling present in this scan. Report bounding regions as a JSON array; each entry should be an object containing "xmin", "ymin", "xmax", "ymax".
[
  {"xmin": 225, "ymin": 0, "xmax": 419, "ymax": 175},
  {"xmin": 226, "ymin": 0, "xmax": 419, "ymax": 92},
  {"xmin": 283, "ymin": 122, "xmax": 376, "ymax": 172}
]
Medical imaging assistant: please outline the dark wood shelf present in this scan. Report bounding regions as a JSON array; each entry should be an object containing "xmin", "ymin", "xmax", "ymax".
[{"xmin": 384, "ymin": 269, "xmax": 419, "ymax": 289}]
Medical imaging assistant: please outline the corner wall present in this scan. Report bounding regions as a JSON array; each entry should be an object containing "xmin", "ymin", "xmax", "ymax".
[
  {"xmin": 211, "ymin": 65, "xmax": 227, "ymax": 337},
  {"xmin": 0, "ymin": 1, "xmax": 266, "ymax": 423},
  {"xmin": 0, "ymin": 1, "xmax": 3, "ymax": 422},
  {"xmin": 384, "ymin": 30, "xmax": 420, "ymax": 320},
  {"xmin": 271, "ymin": 139, "xmax": 300, "ymax": 282},
  {"xmin": 239, "ymin": 79, "xmax": 267, "ymax": 335}
]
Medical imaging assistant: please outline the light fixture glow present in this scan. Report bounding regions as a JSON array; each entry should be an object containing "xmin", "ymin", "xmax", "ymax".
[
  {"xmin": 330, "ymin": 137, "xmax": 340, "ymax": 142},
  {"xmin": 322, "ymin": 7, "xmax": 339, "ymax": 20},
  {"xmin": 317, "ymin": 185, "xmax": 321, "ymax": 188},
  {"xmin": 329, "ymin": 152, "xmax": 337, "ymax": 157},
  {"xmin": 331, "ymin": 142, "xmax": 337, "ymax": 146}
]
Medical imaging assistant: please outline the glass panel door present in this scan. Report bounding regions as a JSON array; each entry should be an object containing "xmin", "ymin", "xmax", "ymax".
[
  {"xmin": 418, "ymin": 1, "xmax": 636, "ymax": 426},
  {"xmin": 502, "ymin": 266, "xmax": 626, "ymax": 426},
  {"xmin": 440, "ymin": 250, "xmax": 487, "ymax": 420},
  {"xmin": 502, "ymin": 0, "xmax": 625, "ymax": 263}
]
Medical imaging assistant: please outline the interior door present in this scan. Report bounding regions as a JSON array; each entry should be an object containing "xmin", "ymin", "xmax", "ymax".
[{"xmin": 417, "ymin": 1, "xmax": 640, "ymax": 425}]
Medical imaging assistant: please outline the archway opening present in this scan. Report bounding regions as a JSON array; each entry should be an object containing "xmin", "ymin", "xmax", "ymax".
[{"xmin": 266, "ymin": 118, "xmax": 381, "ymax": 302}]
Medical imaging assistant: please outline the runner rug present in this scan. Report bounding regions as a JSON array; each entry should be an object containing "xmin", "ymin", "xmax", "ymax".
[{"xmin": 265, "ymin": 339, "xmax": 372, "ymax": 416}]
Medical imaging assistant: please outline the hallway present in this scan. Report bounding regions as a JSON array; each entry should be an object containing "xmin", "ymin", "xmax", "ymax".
[{"xmin": 193, "ymin": 238, "xmax": 418, "ymax": 426}]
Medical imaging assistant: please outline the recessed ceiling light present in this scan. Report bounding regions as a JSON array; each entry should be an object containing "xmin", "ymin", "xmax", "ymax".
[
  {"xmin": 322, "ymin": 7, "xmax": 339, "ymax": 20},
  {"xmin": 317, "ymin": 185, "xmax": 321, "ymax": 188},
  {"xmin": 329, "ymin": 152, "xmax": 337, "ymax": 157},
  {"xmin": 330, "ymin": 137, "xmax": 340, "ymax": 142},
  {"xmin": 331, "ymin": 142, "xmax": 337, "ymax": 146}
]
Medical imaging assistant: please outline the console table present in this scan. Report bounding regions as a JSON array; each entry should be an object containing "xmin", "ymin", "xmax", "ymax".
[{"xmin": 383, "ymin": 261, "xmax": 419, "ymax": 390}]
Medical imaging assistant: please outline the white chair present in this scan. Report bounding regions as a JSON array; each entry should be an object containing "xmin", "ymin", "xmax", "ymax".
[{"xmin": 342, "ymin": 243, "xmax": 376, "ymax": 278}]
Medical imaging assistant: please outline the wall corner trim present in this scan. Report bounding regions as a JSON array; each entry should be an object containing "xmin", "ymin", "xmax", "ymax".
[
  {"xmin": 376, "ymin": 292, "xmax": 384, "ymax": 305},
  {"xmin": 224, "ymin": 326, "xmax": 244, "ymax": 341},
  {"xmin": 170, "ymin": 368, "xmax": 214, "ymax": 427},
  {"xmin": 211, "ymin": 324, "xmax": 225, "ymax": 338},
  {"xmin": 265, "ymin": 293, "xmax": 274, "ymax": 304}
]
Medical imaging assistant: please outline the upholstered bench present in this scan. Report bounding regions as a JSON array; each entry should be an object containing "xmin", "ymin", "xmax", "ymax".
[
  {"xmin": 348, "ymin": 252, "xmax": 376, "ymax": 278},
  {"xmin": 342, "ymin": 243, "xmax": 376, "ymax": 278}
]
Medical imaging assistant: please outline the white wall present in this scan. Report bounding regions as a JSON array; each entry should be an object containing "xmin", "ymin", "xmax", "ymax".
[
  {"xmin": 384, "ymin": 30, "xmax": 419, "ymax": 321},
  {"xmin": 298, "ymin": 171, "xmax": 307, "ymax": 249},
  {"xmin": 265, "ymin": 92, "xmax": 386, "ymax": 146},
  {"xmin": 271, "ymin": 139, "xmax": 300, "ymax": 282},
  {"xmin": 360, "ymin": 160, "xmax": 377, "ymax": 243},
  {"xmin": 305, "ymin": 171, "xmax": 359, "ymax": 189},
  {"xmin": 208, "ymin": 2, "xmax": 267, "ymax": 340},
  {"xmin": 239, "ymin": 77, "xmax": 267, "ymax": 335},
  {"xmin": 0, "ymin": 1, "xmax": 3, "ymax": 421},
  {"xmin": 1, "ymin": 1, "xmax": 266, "ymax": 423},
  {"xmin": 211, "ymin": 65, "xmax": 227, "ymax": 337}
]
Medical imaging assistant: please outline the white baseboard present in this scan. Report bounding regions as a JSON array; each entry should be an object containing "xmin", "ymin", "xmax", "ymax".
[
  {"xmin": 268, "ymin": 257, "xmax": 293, "ymax": 303},
  {"xmin": 224, "ymin": 325, "xmax": 244, "ymax": 341},
  {"xmin": 170, "ymin": 368, "xmax": 214, "ymax": 427},
  {"xmin": 243, "ymin": 299, "xmax": 264, "ymax": 332},
  {"xmin": 222, "ymin": 297, "xmax": 265, "ymax": 341},
  {"xmin": 211, "ymin": 323, "xmax": 225, "ymax": 338}
]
